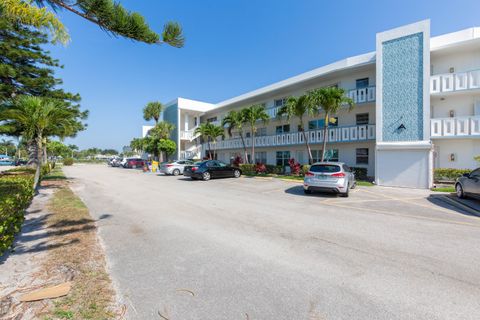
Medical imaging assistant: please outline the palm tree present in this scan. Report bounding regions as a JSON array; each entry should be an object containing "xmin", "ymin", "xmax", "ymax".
[
  {"xmin": 0, "ymin": 96, "xmax": 87, "ymax": 187},
  {"xmin": 194, "ymin": 123, "xmax": 214, "ymax": 159},
  {"xmin": 277, "ymin": 95, "xmax": 319, "ymax": 164},
  {"xmin": 0, "ymin": 139, "xmax": 14, "ymax": 156},
  {"xmin": 208, "ymin": 125, "xmax": 225, "ymax": 160},
  {"xmin": 143, "ymin": 101, "xmax": 163, "ymax": 124},
  {"xmin": 242, "ymin": 104, "xmax": 269, "ymax": 164},
  {"xmin": 147, "ymin": 121, "xmax": 175, "ymax": 161},
  {"xmin": 309, "ymin": 87, "xmax": 354, "ymax": 162},
  {"xmin": 222, "ymin": 110, "xmax": 249, "ymax": 163},
  {"xmin": 130, "ymin": 138, "xmax": 145, "ymax": 154}
]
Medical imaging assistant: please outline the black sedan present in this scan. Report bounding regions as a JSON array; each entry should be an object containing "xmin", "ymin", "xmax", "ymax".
[
  {"xmin": 456, "ymin": 168, "xmax": 480, "ymax": 199},
  {"xmin": 184, "ymin": 160, "xmax": 242, "ymax": 181}
]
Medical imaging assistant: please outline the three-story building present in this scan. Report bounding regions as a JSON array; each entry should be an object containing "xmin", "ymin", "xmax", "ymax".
[{"xmin": 143, "ymin": 20, "xmax": 480, "ymax": 189}]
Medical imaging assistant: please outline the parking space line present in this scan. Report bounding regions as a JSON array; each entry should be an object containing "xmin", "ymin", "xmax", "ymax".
[{"xmin": 321, "ymin": 200, "xmax": 480, "ymax": 228}]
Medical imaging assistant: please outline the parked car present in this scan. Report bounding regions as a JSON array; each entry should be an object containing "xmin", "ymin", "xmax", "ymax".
[
  {"xmin": 455, "ymin": 168, "xmax": 480, "ymax": 199},
  {"xmin": 160, "ymin": 160, "xmax": 194, "ymax": 176},
  {"xmin": 123, "ymin": 158, "xmax": 146, "ymax": 169},
  {"xmin": 303, "ymin": 162, "xmax": 356, "ymax": 197},
  {"xmin": 184, "ymin": 160, "xmax": 242, "ymax": 181}
]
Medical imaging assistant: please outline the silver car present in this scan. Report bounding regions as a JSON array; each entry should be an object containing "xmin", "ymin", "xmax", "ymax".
[
  {"xmin": 303, "ymin": 162, "xmax": 356, "ymax": 197},
  {"xmin": 455, "ymin": 168, "xmax": 480, "ymax": 199},
  {"xmin": 160, "ymin": 160, "xmax": 195, "ymax": 176}
]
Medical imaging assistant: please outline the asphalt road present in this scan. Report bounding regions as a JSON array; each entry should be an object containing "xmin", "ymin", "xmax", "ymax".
[{"xmin": 63, "ymin": 164, "xmax": 480, "ymax": 320}]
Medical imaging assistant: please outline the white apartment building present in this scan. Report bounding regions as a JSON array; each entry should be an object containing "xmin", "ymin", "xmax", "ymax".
[{"xmin": 143, "ymin": 20, "xmax": 480, "ymax": 189}]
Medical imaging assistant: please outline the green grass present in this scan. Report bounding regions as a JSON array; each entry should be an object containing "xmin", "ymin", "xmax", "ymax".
[
  {"xmin": 356, "ymin": 181, "xmax": 374, "ymax": 187},
  {"xmin": 42, "ymin": 167, "xmax": 67, "ymax": 180},
  {"xmin": 431, "ymin": 187, "xmax": 455, "ymax": 193},
  {"xmin": 277, "ymin": 175, "xmax": 304, "ymax": 181}
]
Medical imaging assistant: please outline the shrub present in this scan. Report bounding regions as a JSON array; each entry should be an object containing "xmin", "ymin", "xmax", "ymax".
[
  {"xmin": 233, "ymin": 156, "xmax": 243, "ymax": 167},
  {"xmin": 434, "ymin": 168, "xmax": 471, "ymax": 182},
  {"xmin": 265, "ymin": 165, "xmax": 283, "ymax": 174},
  {"xmin": 288, "ymin": 158, "xmax": 301, "ymax": 175},
  {"xmin": 63, "ymin": 157, "xmax": 74, "ymax": 166},
  {"xmin": 239, "ymin": 164, "xmax": 256, "ymax": 175},
  {"xmin": 41, "ymin": 163, "xmax": 52, "ymax": 177},
  {"xmin": 0, "ymin": 173, "xmax": 35, "ymax": 256},
  {"xmin": 255, "ymin": 163, "xmax": 267, "ymax": 174},
  {"xmin": 301, "ymin": 165, "xmax": 310, "ymax": 176},
  {"xmin": 351, "ymin": 167, "xmax": 368, "ymax": 181}
]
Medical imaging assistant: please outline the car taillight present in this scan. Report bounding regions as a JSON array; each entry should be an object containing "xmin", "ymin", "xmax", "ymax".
[
  {"xmin": 191, "ymin": 167, "xmax": 198, "ymax": 171},
  {"xmin": 331, "ymin": 172, "xmax": 345, "ymax": 178},
  {"xmin": 305, "ymin": 172, "xmax": 314, "ymax": 177},
  {"xmin": 166, "ymin": 164, "xmax": 174, "ymax": 167}
]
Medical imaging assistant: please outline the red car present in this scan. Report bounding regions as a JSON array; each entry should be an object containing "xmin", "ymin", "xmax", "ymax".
[{"xmin": 123, "ymin": 158, "xmax": 146, "ymax": 169}]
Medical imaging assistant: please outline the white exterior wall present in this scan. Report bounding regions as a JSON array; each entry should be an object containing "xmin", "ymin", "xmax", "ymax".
[{"xmin": 433, "ymin": 139, "xmax": 480, "ymax": 169}]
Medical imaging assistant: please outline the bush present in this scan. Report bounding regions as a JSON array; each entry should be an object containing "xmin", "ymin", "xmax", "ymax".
[
  {"xmin": 301, "ymin": 165, "xmax": 310, "ymax": 176},
  {"xmin": 351, "ymin": 167, "xmax": 368, "ymax": 181},
  {"xmin": 265, "ymin": 165, "xmax": 284, "ymax": 174},
  {"xmin": 239, "ymin": 164, "xmax": 256, "ymax": 175},
  {"xmin": 434, "ymin": 168, "xmax": 471, "ymax": 182},
  {"xmin": 0, "ymin": 173, "xmax": 35, "ymax": 256},
  {"xmin": 63, "ymin": 157, "xmax": 74, "ymax": 166},
  {"xmin": 233, "ymin": 156, "xmax": 243, "ymax": 167},
  {"xmin": 288, "ymin": 158, "xmax": 301, "ymax": 175},
  {"xmin": 255, "ymin": 163, "xmax": 267, "ymax": 174},
  {"xmin": 41, "ymin": 163, "xmax": 52, "ymax": 177}
]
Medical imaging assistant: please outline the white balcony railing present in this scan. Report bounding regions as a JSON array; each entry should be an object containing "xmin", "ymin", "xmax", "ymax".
[
  {"xmin": 431, "ymin": 116, "xmax": 480, "ymax": 138},
  {"xmin": 180, "ymin": 129, "xmax": 200, "ymax": 141},
  {"xmin": 203, "ymin": 124, "xmax": 376, "ymax": 151},
  {"xmin": 347, "ymin": 86, "xmax": 376, "ymax": 104},
  {"xmin": 430, "ymin": 69, "xmax": 480, "ymax": 94}
]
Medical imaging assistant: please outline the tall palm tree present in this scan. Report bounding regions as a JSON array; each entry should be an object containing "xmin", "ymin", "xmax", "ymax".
[
  {"xmin": 208, "ymin": 125, "xmax": 225, "ymax": 160},
  {"xmin": 0, "ymin": 96, "xmax": 87, "ymax": 187},
  {"xmin": 194, "ymin": 123, "xmax": 214, "ymax": 159},
  {"xmin": 130, "ymin": 137, "xmax": 145, "ymax": 154},
  {"xmin": 242, "ymin": 104, "xmax": 269, "ymax": 164},
  {"xmin": 143, "ymin": 101, "xmax": 163, "ymax": 124},
  {"xmin": 0, "ymin": 139, "xmax": 14, "ymax": 156},
  {"xmin": 222, "ymin": 110, "xmax": 249, "ymax": 163},
  {"xmin": 309, "ymin": 87, "xmax": 354, "ymax": 162},
  {"xmin": 147, "ymin": 121, "xmax": 175, "ymax": 161},
  {"xmin": 277, "ymin": 95, "xmax": 319, "ymax": 164}
]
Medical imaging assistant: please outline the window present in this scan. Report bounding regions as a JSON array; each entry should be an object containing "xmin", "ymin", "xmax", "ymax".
[
  {"xmin": 246, "ymin": 132, "xmax": 251, "ymax": 138},
  {"xmin": 255, "ymin": 152, "xmax": 267, "ymax": 164},
  {"xmin": 308, "ymin": 117, "xmax": 338, "ymax": 130},
  {"xmin": 356, "ymin": 113, "xmax": 369, "ymax": 125},
  {"xmin": 276, "ymin": 151, "xmax": 290, "ymax": 167},
  {"xmin": 194, "ymin": 117, "xmax": 198, "ymax": 126},
  {"xmin": 310, "ymin": 164, "xmax": 341, "ymax": 173},
  {"xmin": 356, "ymin": 148, "xmax": 369, "ymax": 165},
  {"xmin": 207, "ymin": 116, "xmax": 217, "ymax": 123},
  {"xmin": 356, "ymin": 78, "xmax": 369, "ymax": 89},
  {"xmin": 274, "ymin": 98, "xmax": 287, "ymax": 107},
  {"xmin": 276, "ymin": 125, "xmax": 290, "ymax": 134},
  {"xmin": 256, "ymin": 127, "xmax": 267, "ymax": 136},
  {"xmin": 311, "ymin": 149, "xmax": 339, "ymax": 162}
]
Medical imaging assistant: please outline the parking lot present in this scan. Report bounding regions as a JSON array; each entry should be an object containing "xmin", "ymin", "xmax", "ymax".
[{"xmin": 64, "ymin": 164, "xmax": 480, "ymax": 320}]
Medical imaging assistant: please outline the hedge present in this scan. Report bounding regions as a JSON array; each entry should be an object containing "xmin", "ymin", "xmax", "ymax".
[
  {"xmin": 63, "ymin": 157, "xmax": 74, "ymax": 166},
  {"xmin": 351, "ymin": 167, "xmax": 368, "ymax": 181},
  {"xmin": 0, "ymin": 171, "xmax": 35, "ymax": 256},
  {"xmin": 434, "ymin": 168, "xmax": 471, "ymax": 182}
]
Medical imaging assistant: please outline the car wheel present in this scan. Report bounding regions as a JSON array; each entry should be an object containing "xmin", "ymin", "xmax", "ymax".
[
  {"xmin": 202, "ymin": 172, "xmax": 211, "ymax": 181},
  {"xmin": 304, "ymin": 189, "xmax": 312, "ymax": 195},
  {"xmin": 173, "ymin": 169, "xmax": 180, "ymax": 176},
  {"xmin": 456, "ymin": 183, "xmax": 465, "ymax": 199},
  {"xmin": 233, "ymin": 169, "xmax": 241, "ymax": 178},
  {"xmin": 340, "ymin": 187, "xmax": 349, "ymax": 197}
]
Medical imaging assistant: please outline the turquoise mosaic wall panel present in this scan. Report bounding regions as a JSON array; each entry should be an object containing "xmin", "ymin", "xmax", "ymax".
[
  {"xmin": 163, "ymin": 103, "xmax": 179, "ymax": 154},
  {"xmin": 382, "ymin": 32, "xmax": 424, "ymax": 141}
]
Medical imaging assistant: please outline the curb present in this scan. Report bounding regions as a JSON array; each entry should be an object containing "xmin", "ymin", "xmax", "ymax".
[{"xmin": 438, "ymin": 195, "xmax": 480, "ymax": 217}]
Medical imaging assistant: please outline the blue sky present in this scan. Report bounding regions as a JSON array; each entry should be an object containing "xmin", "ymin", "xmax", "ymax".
[{"xmin": 45, "ymin": 0, "xmax": 480, "ymax": 150}]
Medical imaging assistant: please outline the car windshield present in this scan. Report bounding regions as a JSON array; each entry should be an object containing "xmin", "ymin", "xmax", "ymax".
[
  {"xmin": 195, "ymin": 161, "xmax": 207, "ymax": 166},
  {"xmin": 310, "ymin": 164, "xmax": 341, "ymax": 173}
]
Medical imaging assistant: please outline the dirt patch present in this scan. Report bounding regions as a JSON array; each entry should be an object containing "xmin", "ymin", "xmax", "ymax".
[{"xmin": 0, "ymin": 172, "xmax": 122, "ymax": 319}]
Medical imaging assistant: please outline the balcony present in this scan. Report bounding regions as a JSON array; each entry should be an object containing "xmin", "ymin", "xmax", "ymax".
[
  {"xmin": 430, "ymin": 69, "xmax": 480, "ymax": 94},
  {"xmin": 204, "ymin": 124, "xmax": 376, "ymax": 150},
  {"xmin": 347, "ymin": 86, "xmax": 376, "ymax": 104},
  {"xmin": 431, "ymin": 116, "xmax": 480, "ymax": 138}
]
